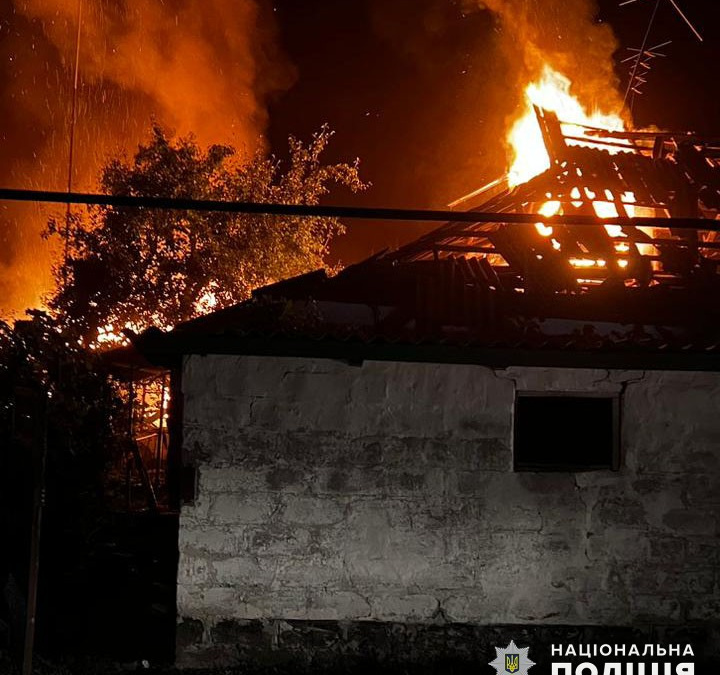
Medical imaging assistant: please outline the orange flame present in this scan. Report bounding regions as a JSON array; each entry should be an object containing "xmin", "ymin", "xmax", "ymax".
[
  {"xmin": 504, "ymin": 64, "xmax": 645, "ymax": 275},
  {"xmin": 507, "ymin": 65, "xmax": 628, "ymax": 187}
]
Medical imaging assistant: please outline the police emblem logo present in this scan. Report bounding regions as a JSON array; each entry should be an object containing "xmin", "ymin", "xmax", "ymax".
[
  {"xmin": 505, "ymin": 654, "xmax": 520, "ymax": 673},
  {"xmin": 489, "ymin": 640, "xmax": 535, "ymax": 675}
]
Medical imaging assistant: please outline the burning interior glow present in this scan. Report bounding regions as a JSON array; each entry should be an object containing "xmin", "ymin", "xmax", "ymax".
[
  {"xmin": 507, "ymin": 65, "xmax": 629, "ymax": 187},
  {"xmin": 93, "ymin": 316, "xmax": 172, "ymax": 351},
  {"xmin": 500, "ymin": 64, "xmax": 672, "ymax": 278},
  {"xmin": 195, "ymin": 289, "xmax": 220, "ymax": 315},
  {"xmin": 93, "ymin": 321, "xmax": 141, "ymax": 350}
]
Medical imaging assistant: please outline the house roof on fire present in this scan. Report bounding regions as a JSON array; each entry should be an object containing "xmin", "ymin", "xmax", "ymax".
[{"xmin": 137, "ymin": 109, "xmax": 720, "ymax": 372}]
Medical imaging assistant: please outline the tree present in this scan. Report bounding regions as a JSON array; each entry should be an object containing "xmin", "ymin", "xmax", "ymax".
[
  {"xmin": 0, "ymin": 311, "xmax": 123, "ymax": 471},
  {"xmin": 47, "ymin": 124, "xmax": 366, "ymax": 341}
]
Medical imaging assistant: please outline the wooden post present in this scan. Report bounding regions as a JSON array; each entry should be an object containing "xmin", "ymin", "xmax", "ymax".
[{"xmin": 155, "ymin": 374, "xmax": 167, "ymax": 493}]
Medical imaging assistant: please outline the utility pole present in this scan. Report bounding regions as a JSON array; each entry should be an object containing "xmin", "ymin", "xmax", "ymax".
[
  {"xmin": 63, "ymin": 0, "xmax": 83, "ymax": 290},
  {"xmin": 14, "ymin": 386, "xmax": 48, "ymax": 675}
]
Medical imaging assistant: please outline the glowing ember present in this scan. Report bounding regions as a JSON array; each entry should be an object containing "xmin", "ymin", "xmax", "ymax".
[
  {"xmin": 92, "ymin": 316, "xmax": 170, "ymax": 351},
  {"xmin": 593, "ymin": 202, "xmax": 619, "ymax": 219},
  {"xmin": 535, "ymin": 200, "xmax": 560, "ymax": 237},
  {"xmin": 91, "ymin": 289, "xmax": 220, "ymax": 351},
  {"xmin": 195, "ymin": 289, "xmax": 219, "ymax": 315},
  {"xmin": 507, "ymin": 65, "xmax": 629, "ymax": 187},
  {"xmin": 94, "ymin": 322, "xmax": 134, "ymax": 349},
  {"xmin": 569, "ymin": 258, "xmax": 607, "ymax": 269}
]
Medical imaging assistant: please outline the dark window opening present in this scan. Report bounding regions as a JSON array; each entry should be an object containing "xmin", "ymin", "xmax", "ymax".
[{"xmin": 513, "ymin": 393, "xmax": 620, "ymax": 472}]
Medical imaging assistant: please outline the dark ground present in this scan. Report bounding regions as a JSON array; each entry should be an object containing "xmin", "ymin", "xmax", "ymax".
[{"xmin": 1, "ymin": 513, "xmax": 178, "ymax": 675}]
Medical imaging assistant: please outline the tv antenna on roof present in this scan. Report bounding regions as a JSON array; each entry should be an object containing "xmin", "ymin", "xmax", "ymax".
[
  {"xmin": 620, "ymin": 0, "xmax": 703, "ymax": 112},
  {"xmin": 621, "ymin": 39, "xmax": 671, "ymax": 97},
  {"xmin": 620, "ymin": 0, "xmax": 703, "ymax": 41}
]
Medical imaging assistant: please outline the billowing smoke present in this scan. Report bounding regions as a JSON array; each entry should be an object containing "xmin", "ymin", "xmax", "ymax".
[
  {"xmin": 0, "ymin": 0, "xmax": 293, "ymax": 317},
  {"xmin": 469, "ymin": 0, "xmax": 626, "ymax": 123}
]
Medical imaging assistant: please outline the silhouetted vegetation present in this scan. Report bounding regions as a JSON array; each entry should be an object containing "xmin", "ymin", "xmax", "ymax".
[{"xmin": 48, "ymin": 124, "xmax": 366, "ymax": 342}]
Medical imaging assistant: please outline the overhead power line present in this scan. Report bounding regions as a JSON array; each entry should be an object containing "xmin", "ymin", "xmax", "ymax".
[{"xmin": 0, "ymin": 187, "xmax": 719, "ymax": 232}]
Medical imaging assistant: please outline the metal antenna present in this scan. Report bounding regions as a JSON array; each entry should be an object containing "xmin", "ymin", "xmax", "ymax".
[
  {"xmin": 620, "ymin": 0, "xmax": 703, "ymax": 113},
  {"xmin": 620, "ymin": 0, "xmax": 703, "ymax": 41},
  {"xmin": 622, "ymin": 0, "xmax": 662, "ymax": 112},
  {"xmin": 621, "ymin": 40, "xmax": 671, "ymax": 97},
  {"xmin": 667, "ymin": 0, "xmax": 703, "ymax": 42},
  {"xmin": 63, "ymin": 0, "xmax": 83, "ymax": 291}
]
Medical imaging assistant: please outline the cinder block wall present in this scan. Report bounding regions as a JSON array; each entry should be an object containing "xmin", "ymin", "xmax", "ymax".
[{"xmin": 176, "ymin": 355, "xmax": 720, "ymax": 665}]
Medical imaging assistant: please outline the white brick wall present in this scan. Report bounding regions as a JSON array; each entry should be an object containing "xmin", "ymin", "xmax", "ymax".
[{"xmin": 177, "ymin": 355, "xmax": 720, "ymax": 632}]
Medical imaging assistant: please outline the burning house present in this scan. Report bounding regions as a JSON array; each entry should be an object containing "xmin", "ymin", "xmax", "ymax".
[{"xmin": 137, "ymin": 102, "xmax": 720, "ymax": 668}]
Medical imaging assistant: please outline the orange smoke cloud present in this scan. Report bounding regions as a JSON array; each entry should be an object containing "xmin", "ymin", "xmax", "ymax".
[
  {"xmin": 16, "ymin": 0, "xmax": 292, "ymax": 148},
  {"xmin": 1, "ymin": 0, "xmax": 293, "ymax": 318}
]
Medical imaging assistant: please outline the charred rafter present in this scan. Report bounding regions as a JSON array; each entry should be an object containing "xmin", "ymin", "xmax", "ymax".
[{"xmin": 390, "ymin": 107, "xmax": 720, "ymax": 298}]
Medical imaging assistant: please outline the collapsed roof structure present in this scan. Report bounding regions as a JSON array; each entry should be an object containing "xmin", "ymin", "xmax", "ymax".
[{"xmin": 138, "ymin": 108, "xmax": 720, "ymax": 371}]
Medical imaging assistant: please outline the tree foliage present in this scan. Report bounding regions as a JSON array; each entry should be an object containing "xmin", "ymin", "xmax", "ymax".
[
  {"xmin": 0, "ymin": 312, "xmax": 125, "ymax": 584},
  {"xmin": 0, "ymin": 311, "xmax": 123, "ymax": 477},
  {"xmin": 48, "ymin": 125, "xmax": 366, "ymax": 340}
]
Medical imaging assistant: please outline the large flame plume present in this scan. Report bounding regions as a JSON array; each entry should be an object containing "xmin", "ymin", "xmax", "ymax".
[
  {"xmin": 0, "ymin": 0, "xmax": 293, "ymax": 318},
  {"xmin": 507, "ymin": 65, "xmax": 629, "ymax": 186},
  {"xmin": 468, "ymin": 0, "xmax": 628, "ymax": 179}
]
